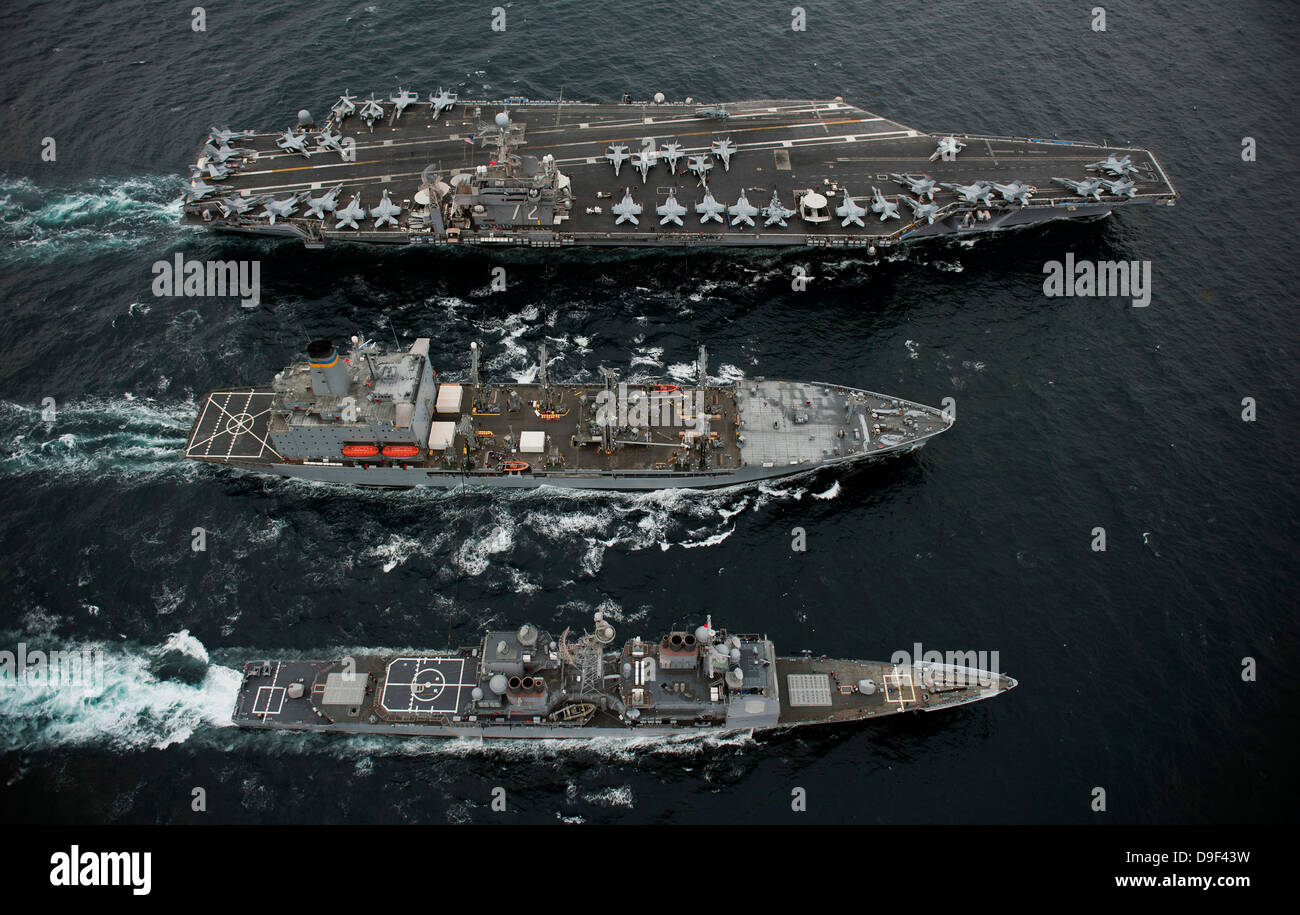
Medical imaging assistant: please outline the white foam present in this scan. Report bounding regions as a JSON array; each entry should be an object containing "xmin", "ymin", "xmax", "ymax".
[{"xmin": 0, "ymin": 632, "xmax": 240, "ymax": 752}]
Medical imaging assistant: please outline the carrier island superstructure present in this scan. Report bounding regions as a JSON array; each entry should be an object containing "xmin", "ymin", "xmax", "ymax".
[
  {"xmin": 233, "ymin": 613, "xmax": 1017, "ymax": 738},
  {"xmin": 183, "ymin": 337, "xmax": 952, "ymax": 490},
  {"xmin": 181, "ymin": 90, "xmax": 1177, "ymax": 250}
]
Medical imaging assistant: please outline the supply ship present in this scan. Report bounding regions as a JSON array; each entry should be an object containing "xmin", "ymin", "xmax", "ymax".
[
  {"xmin": 181, "ymin": 89, "xmax": 1176, "ymax": 250},
  {"xmin": 183, "ymin": 337, "xmax": 952, "ymax": 490},
  {"xmin": 233, "ymin": 613, "xmax": 1017, "ymax": 738}
]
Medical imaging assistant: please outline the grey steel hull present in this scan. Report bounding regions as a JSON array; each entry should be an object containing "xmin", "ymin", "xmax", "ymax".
[{"xmin": 230, "ymin": 437, "xmax": 932, "ymax": 491}]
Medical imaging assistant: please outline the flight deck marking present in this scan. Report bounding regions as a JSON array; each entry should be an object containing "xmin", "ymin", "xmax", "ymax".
[
  {"xmin": 186, "ymin": 390, "xmax": 282, "ymax": 461},
  {"xmin": 379, "ymin": 657, "xmax": 475, "ymax": 715},
  {"xmin": 252, "ymin": 685, "xmax": 286, "ymax": 716}
]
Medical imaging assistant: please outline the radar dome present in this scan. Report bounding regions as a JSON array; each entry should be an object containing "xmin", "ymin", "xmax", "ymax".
[{"xmin": 495, "ymin": 111, "xmax": 510, "ymax": 127}]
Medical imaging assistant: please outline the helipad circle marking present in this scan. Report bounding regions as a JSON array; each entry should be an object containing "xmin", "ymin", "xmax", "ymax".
[
  {"xmin": 225, "ymin": 412, "xmax": 255, "ymax": 435},
  {"xmin": 412, "ymin": 666, "xmax": 446, "ymax": 701}
]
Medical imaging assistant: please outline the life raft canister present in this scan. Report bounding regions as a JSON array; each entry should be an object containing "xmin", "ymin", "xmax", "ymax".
[{"xmin": 381, "ymin": 444, "xmax": 421, "ymax": 459}]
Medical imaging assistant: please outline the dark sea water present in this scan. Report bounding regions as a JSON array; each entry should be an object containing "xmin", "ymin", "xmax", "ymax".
[{"xmin": 0, "ymin": 0, "xmax": 1296, "ymax": 824}]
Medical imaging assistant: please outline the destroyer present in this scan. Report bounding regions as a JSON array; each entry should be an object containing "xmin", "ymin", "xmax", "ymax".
[
  {"xmin": 184, "ymin": 337, "xmax": 951, "ymax": 490},
  {"xmin": 233, "ymin": 613, "xmax": 1017, "ymax": 738},
  {"xmin": 181, "ymin": 91, "xmax": 1176, "ymax": 250}
]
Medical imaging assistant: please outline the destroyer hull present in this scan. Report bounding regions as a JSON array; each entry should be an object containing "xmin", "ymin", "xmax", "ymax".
[{"xmin": 232, "ymin": 653, "xmax": 1016, "ymax": 739}]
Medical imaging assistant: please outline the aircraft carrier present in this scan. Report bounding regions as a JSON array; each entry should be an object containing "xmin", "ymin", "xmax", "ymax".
[
  {"xmin": 183, "ymin": 336, "xmax": 951, "ymax": 490},
  {"xmin": 232, "ymin": 613, "xmax": 1017, "ymax": 738},
  {"xmin": 181, "ymin": 89, "xmax": 1177, "ymax": 250}
]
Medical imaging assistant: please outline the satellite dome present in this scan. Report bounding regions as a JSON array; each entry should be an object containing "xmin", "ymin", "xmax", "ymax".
[
  {"xmin": 297, "ymin": 109, "xmax": 313, "ymax": 127},
  {"xmin": 495, "ymin": 111, "xmax": 510, "ymax": 127},
  {"xmin": 489, "ymin": 674, "xmax": 508, "ymax": 695},
  {"xmin": 653, "ymin": 91, "xmax": 665, "ymax": 104}
]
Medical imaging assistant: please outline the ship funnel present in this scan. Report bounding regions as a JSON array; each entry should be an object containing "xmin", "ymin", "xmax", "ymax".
[{"xmin": 307, "ymin": 340, "xmax": 350, "ymax": 396}]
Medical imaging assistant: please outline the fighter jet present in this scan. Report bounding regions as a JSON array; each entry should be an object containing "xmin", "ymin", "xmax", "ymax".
[
  {"xmin": 216, "ymin": 195, "xmax": 261, "ymax": 218},
  {"xmin": 891, "ymin": 173, "xmax": 938, "ymax": 201},
  {"xmin": 304, "ymin": 185, "xmax": 344, "ymax": 219},
  {"xmin": 612, "ymin": 189, "xmax": 642, "ymax": 225},
  {"xmin": 1086, "ymin": 154, "xmax": 1137, "ymax": 178},
  {"xmin": 605, "ymin": 144, "xmax": 630, "ymax": 177},
  {"xmin": 1101, "ymin": 178, "xmax": 1137, "ymax": 198},
  {"xmin": 209, "ymin": 127, "xmax": 253, "ymax": 145},
  {"xmin": 202, "ymin": 142, "xmax": 253, "ymax": 164},
  {"xmin": 687, "ymin": 155, "xmax": 713, "ymax": 183},
  {"xmin": 429, "ymin": 87, "xmax": 458, "ymax": 119},
  {"xmin": 1053, "ymin": 177, "xmax": 1105, "ymax": 201},
  {"xmin": 315, "ymin": 127, "xmax": 347, "ymax": 156},
  {"xmin": 991, "ymin": 180, "xmax": 1035, "ymax": 206},
  {"xmin": 259, "ymin": 192, "xmax": 306, "ymax": 225},
  {"xmin": 728, "ymin": 190, "xmax": 759, "ymax": 227},
  {"xmin": 631, "ymin": 150, "xmax": 655, "ymax": 184},
  {"xmin": 390, "ymin": 88, "xmax": 419, "ymax": 120},
  {"xmin": 189, "ymin": 161, "xmax": 229, "ymax": 181},
  {"xmin": 710, "ymin": 138, "xmax": 737, "ymax": 171},
  {"xmin": 330, "ymin": 91, "xmax": 357, "ymax": 120},
  {"xmin": 870, "ymin": 187, "xmax": 901, "ymax": 221},
  {"xmin": 656, "ymin": 192, "xmax": 686, "ymax": 226},
  {"xmin": 834, "ymin": 188, "xmax": 868, "ymax": 228},
  {"xmin": 762, "ymin": 190, "xmax": 795, "ymax": 227},
  {"xmin": 942, "ymin": 181, "xmax": 995, "ymax": 206},
  {"xmin": 334, "ymin": 193, "xmax": 366, "ymax": 229},
  {"xmin": 360, "ymin": 95, "xmax": 385, "ymax": 127},
  {"xmin": 370, "ymin": 189, "xmax": 402, "ymax": 227},
  {"xmin": 659, "ymin": 141, "xmax": 684, "ymax": 175},
  {"xmin": 276, "ymin": 130, "xmax": 311, "ymax": 157},
  {"xmin": 930, "ymin": 135, "xmax": 967, "ymax": 161},
  {"xmin": 182, "ymin": 179, "xmax": 218, "ymax": 202},
  {"xmin": 695, "ymin": 192, "xmax": 726, "ymax": 224},
  {"xmin": 900, "ymin": 195, "xmax": 940, "ymax": 225}
]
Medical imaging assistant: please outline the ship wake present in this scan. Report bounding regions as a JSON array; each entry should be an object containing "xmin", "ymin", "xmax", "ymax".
[{"xmin": 0, "ymin": 174, "xmax": 188, "ymax": 265}]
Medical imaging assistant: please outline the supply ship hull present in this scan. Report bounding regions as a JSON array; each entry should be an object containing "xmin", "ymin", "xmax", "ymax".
[
  {"xmin": 183, "ymin": 338, "xmax": 952, "ymax": 491},
  {"xmin": 233, "ymin": 616, "xmax": 1017, "ymax": 739},
  {"xmin": 181, "ymin": 93, "xmax": 1176, "ymax": 250}
]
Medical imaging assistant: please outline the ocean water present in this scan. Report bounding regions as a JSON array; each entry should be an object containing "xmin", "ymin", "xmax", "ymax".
[{"xmin": 0, "ymin": 0, "xmax": 1296, "ymax": 824}]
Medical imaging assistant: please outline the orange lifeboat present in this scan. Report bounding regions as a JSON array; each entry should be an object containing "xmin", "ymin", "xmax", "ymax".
[
  {"xmin": 381, "ymin": 444, "xmax": 421, "ymax": 459},
  {"xmin": 652, "ymin": 383, "xmax": 679, "ymax": 392},
  {"xmin": 341, "ymin": 444, "xmax": 379, "ymax": 458},
  {"xmin": 501, "ymin": 461, "xmax": 531, "ymax": 473}
]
